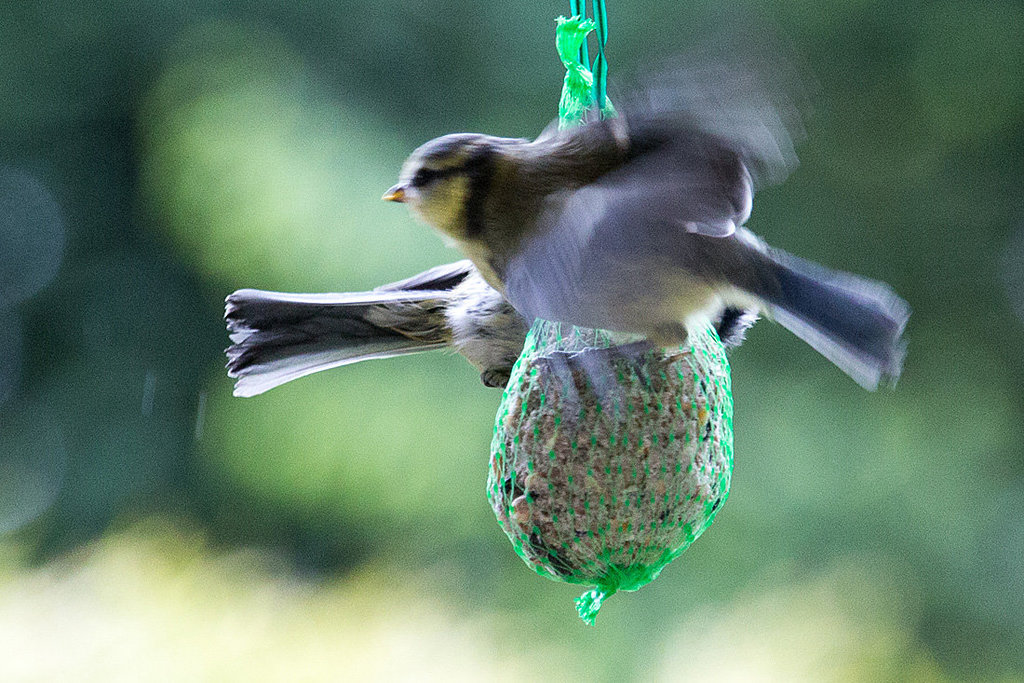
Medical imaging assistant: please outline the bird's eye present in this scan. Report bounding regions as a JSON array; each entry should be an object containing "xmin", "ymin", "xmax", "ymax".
[{"xmin": 412, "ymin": 168, "xmax": 440, "ymax": 188}]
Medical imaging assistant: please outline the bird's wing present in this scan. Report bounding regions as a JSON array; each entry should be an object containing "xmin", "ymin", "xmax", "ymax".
[
  {"xmin": 503, "ymin": 136, "xmax": 779, "ymax": 329},
  {"xmin": 541, "ymin": 52, "xmax": 805, "ymax": 189},
  {"xmin": 505, "ymin": 55, "xmax": 806, "ymax": 324}
]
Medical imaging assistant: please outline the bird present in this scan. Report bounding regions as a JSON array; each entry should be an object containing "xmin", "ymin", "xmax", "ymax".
[
  {"xmin": 382, "ymin": 65, "xmax": 910, "ymax": 390},
  {"xmin": 225, "ymin": 260, "xmax": 758, "ymax": 397}
]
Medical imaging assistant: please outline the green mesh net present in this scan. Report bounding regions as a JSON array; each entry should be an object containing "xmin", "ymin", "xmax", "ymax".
[
  {"xmin": 488, "ymin": 323, "xmax": 734, "ymax": 624},
  {"xmin": 485, "ymin": 6, "xmax": 736, "ymax": 625}
]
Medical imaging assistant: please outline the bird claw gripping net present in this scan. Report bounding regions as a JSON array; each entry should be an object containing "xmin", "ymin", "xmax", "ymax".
[{"xmin": 488, "ymin": 321, "xmax": 734, "ymax": 624}]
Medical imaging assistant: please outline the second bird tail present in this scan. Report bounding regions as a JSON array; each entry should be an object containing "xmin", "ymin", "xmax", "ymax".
[{"xmin": 224, "ymin": 262, "xmax": 474, "ymax": 397}]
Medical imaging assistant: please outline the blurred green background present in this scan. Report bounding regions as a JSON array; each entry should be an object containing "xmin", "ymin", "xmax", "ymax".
[{"xmin": 2, "ymin": 0, "xmax": 1023, "ymax": 679}]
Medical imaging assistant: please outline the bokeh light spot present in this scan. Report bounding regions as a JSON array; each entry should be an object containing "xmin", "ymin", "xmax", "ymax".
[
  {"xmin": 0, "ymin": 167, "xmax": 65, "ymax": 306},
  {"xmin": 0, "ymin": 404, "xmax": 68, "ymax": 534},
  {"xmin": 138, "ymin": 22, "xmax": 450, "ymax": 292}
]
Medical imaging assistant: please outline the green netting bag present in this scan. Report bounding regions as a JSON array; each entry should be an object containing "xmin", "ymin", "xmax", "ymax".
[
  {"xmin": 487, "ymin": 321, "xmax": 733, "ymax": 624},
  {"xmin": 485, "ymin": 7, "xmax": 735, "ymax": 624}
]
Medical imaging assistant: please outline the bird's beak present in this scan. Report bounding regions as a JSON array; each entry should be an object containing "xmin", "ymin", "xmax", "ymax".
[{"xmin": 382, "ymin": 184, "xmax": 406, "ymax": 203}]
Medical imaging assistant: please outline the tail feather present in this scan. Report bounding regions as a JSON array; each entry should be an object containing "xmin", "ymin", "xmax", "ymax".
[
  {"xmin": 225, "ymin": 288, "xmax": 451, "ymax": 397},
  {"xmin": 228, "ymin": 343, "xmax": 443, "ymax": 398},
  {"xmin": 759, "ymin": 249, "xmax": 910, "ymax": 390},
  {"xmin": 377, "ymin": 259, "xmax": 474, "ymax": 292}
]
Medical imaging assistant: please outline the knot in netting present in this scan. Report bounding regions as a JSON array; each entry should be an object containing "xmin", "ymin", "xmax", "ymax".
[{"xmin": 556, "ymin": 16, "xmax": 597, "ymax": 127}]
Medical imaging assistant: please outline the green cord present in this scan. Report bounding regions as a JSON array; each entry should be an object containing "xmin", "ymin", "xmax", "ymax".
[
  {"xmin": 592, "ymin": 0, "xmax": 611, "ymax": 115},
  {"xmin": 569, "ymin": 0, "xmax": 591, "ymax": 76}
]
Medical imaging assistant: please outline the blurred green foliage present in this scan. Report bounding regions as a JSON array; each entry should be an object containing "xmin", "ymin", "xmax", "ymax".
[{"xmin": 1, "ymin": 0, "xmax": 1023, "ymax": 679}]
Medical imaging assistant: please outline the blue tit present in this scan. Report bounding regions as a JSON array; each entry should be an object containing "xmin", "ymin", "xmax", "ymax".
[{"xmin": 384, "ymin": 66, "xmax": 909, "ymax": 390}]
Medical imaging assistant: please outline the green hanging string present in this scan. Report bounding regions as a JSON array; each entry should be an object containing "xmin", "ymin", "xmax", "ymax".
[
  {"xmin": 592, "ymin": 0, "xmax": 613, "ymax": 116},
  {"xmin": 568, "ymin": 0, "xmax": 591, "ymax": 75}
]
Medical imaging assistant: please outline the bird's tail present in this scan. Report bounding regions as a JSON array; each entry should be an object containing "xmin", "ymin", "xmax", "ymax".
[
  {"xmin": 225, "ymin": 262, "xmax": 473, "ymax": 397},
  {"xmin": 753, "ymin": 247, "xmax": 910, "ymax": 390}
]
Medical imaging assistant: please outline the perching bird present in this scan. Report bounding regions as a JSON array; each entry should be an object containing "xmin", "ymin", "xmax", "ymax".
[
  {"xmin": 383, "ymin": 66, "xmax": 909, "ymax": 390},
  {"xmin": 225, "ymin": 260, "xmax": 758, "ymax": 397}
]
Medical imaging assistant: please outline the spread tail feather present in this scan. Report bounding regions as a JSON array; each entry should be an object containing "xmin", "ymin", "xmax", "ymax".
[
  {"xmin": 758, "ymin": 248, "xmax": 910, "ymax": 390},
  {"xmin": 225, "ymin": 286, "xmax": 456, "ymax": 398}
]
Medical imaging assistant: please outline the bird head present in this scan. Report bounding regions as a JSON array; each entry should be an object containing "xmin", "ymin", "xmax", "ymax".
[{"xmin": 384, "ymin": 133, "xmax": 509, "ymax": 241}]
